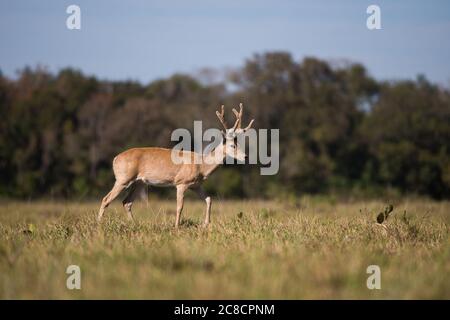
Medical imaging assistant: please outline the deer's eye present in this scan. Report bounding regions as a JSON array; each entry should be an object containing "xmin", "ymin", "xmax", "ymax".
[{"xmin": 231, "ymin": 144, "xmax": 236, "ymax": 149}]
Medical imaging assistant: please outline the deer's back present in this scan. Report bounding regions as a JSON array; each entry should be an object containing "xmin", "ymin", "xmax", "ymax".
[{"xmin": 112, "ymin": 147, "xmax": 200, "ymax": 186}]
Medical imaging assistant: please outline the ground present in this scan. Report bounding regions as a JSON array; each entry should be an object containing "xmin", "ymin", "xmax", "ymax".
[{"xmin": 0, "ymin": 198, "xmax": 448, "ymax": 299}]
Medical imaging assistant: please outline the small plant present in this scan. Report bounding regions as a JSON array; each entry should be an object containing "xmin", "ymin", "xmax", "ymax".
[
  {"xmin": 22, "ymin": 223, "xmax": 35, "ymax": 235},
  {"xmin": 376, "ymin": 204, "xmax": 394, "ymax": 224}
]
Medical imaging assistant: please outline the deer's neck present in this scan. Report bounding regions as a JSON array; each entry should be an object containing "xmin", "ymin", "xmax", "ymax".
[{"xmin": 200, "ymin": 143, "xmax": 226, "ymax": 178}]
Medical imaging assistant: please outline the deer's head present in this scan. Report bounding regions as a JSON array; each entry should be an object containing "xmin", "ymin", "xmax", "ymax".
[{"xmin": 216, "ymin": 103, "xmax": 254, "ymax": 162}]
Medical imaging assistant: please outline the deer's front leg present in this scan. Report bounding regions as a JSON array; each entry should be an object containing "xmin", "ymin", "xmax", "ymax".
[
  {"xmin": 175, "ymin": 184, "xmax": 188, "ymax": 228},
  {"xmin": 194, "ymin": 186, "xmax": 211, "ymax": 227}
]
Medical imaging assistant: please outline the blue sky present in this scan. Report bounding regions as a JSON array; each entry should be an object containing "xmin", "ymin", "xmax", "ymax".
[{"xmin": 1, "ymin": 0, "xmax": 449, "ymax": 85}]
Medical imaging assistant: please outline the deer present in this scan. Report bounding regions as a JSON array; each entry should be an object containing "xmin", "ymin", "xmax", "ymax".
[{"xmin": 97, "ymin": 103, "xmax": 254, "ymax": 228}]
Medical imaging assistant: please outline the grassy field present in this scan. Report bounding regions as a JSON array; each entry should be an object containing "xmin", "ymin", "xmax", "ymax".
[{"xmin": 0, "ymin": 197, "xmax": 449, "ymax": 299}]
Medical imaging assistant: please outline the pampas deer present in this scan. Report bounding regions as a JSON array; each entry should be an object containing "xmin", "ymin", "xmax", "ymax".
[{"xmin": 97, "ymin": 103, "xmax": 254, "ymax": 227}]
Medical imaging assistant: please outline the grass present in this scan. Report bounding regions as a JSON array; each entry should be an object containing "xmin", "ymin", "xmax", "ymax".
[{"xmin": 0, "ymin": 197, "xmax": 449, "ymax": 299}]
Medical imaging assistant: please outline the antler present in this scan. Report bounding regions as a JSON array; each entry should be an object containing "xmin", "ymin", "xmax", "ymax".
[
  {"xmin": 232, "ymin": 103, "xmax": 254, "ymax": 132},
  {"xmin": 232, "ymin": 103, "xmax": 243, "ymax": 128},
  {"xmin": 215, "ymin": 105, "xmax": 228, "ymax": 130},
  {"xmin": 216, "ymin": 105, "xmax": 240, "ymax": 131}
]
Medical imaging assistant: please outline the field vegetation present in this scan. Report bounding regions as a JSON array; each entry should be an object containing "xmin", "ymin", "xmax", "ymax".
[{"xmin": 1, "ymin": 198, "xmax": 448, "ymax": 299}]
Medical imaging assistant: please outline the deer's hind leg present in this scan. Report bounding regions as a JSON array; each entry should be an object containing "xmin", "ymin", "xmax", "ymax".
[
  {"xmin": 97, "ymin": 181, "xmax": 127, "ymax": 221},
  {"xmin": 122, "ymin": 180, "xmax": 146, "ymax": 221}
]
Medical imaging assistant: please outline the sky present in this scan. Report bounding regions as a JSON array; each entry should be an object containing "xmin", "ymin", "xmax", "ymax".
[{"xmin": 1, "ymin": 0, "xmax": 450, "ymax": 85}]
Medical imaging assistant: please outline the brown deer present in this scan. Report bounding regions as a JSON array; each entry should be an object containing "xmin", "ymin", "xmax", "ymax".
[{"xmin": 97, "ymin": 104, "xmax": 254, "ymax": 227}]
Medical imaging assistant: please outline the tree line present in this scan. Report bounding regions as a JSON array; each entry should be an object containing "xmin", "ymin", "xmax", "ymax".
[{"xmin": 0, "ymin": 52, "xmax": 449, "ymax": 199}]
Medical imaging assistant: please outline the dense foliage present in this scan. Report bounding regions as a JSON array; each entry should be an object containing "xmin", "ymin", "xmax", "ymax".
[{"xmin": 1, "ymin": 52, "xmax": 449, "ymax": 199}]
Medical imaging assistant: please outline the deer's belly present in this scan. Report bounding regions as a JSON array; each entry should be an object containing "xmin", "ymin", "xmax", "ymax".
[{"xmin": 138, "ymin": 177, "xmax": 173, "ymax": 187}]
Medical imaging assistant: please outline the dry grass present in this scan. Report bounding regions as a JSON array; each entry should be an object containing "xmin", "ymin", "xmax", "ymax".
[{"xmin": 0, "ymin": 198, "xmax": 449, "ymax": 299}]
